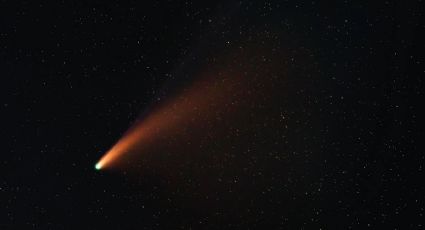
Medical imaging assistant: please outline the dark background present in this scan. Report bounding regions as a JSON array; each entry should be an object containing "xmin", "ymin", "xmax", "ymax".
[{"xmin": 1, "ymin": 0, "xmax": 424, "ymax": 229}]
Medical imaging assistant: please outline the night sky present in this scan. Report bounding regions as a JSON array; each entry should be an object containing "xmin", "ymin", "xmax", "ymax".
[{"xmin": 2, "ymin": 1, "xmax": 424, "ymax": 229}]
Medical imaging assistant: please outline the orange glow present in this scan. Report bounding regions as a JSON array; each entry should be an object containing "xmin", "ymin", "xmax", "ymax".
[
  {"xmin": 94, "ymin": 40, "xmax": 286, "ymax": 170},
  {"xmin": 95, "ymin": 73, "xmax": 244, "ymax": 169}
]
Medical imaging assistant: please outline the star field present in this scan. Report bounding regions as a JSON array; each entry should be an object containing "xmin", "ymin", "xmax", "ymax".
[{"xmin": 2, "ymin": 0, "xmax": 424, "ymax": 229}]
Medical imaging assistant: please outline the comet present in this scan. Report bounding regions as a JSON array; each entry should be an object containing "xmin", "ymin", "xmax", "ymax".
[
  {"xmin": 94, "ymin": 72, "xmax": 247, "ymax": 170},
  {"xmin": 94, "ymin": 40, "xmax": 285, "ymax": 171}
]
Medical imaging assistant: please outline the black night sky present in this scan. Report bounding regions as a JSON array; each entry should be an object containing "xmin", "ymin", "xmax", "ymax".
[{"xmin": 2, "ymin": 1, "xmax": 424, "ymax": 229}]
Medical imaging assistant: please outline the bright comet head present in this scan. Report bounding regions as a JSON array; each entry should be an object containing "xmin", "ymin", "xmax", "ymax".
[{"xmin": 95, "ymin": 162, "xmax": 102, "ymax": 170}]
